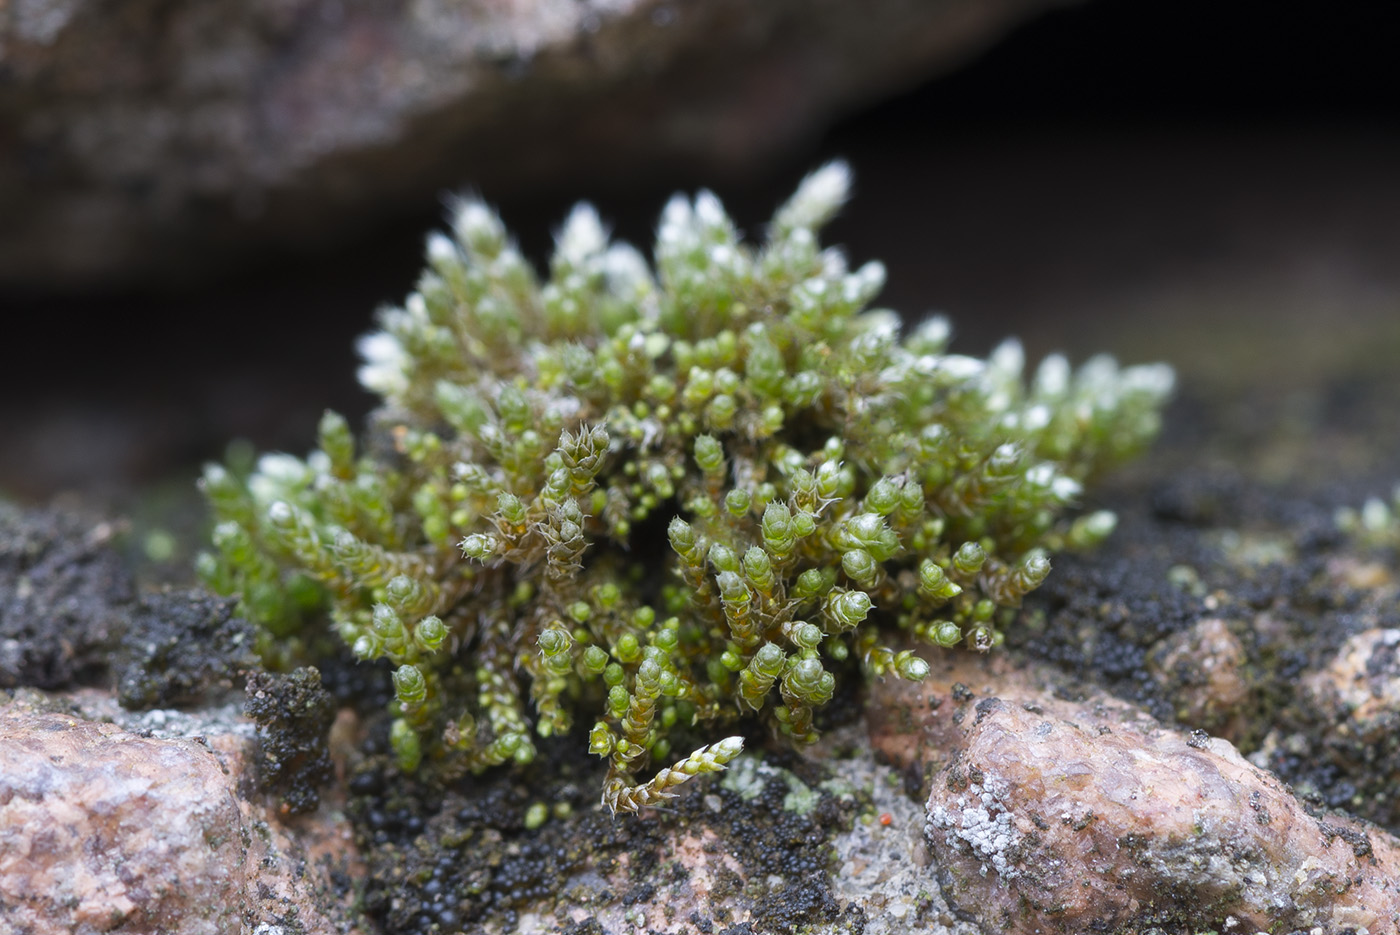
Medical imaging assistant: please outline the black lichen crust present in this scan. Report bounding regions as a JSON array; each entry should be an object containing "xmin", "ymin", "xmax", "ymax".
[
  {"xmin": 0, "ymin": 501, "xmax": 270, "ymax": 707},
  {"xmin": 245, "ymin": 667, "xmax": 338, "ymax": 815},
  {"xmin": 0, "ymin": 502, "xmax": 133, "ymax": 689},
  {"xmin": 117, "ymin": 587, "xmax": 259, "ymax": 708},
  {"xmin": 1010, "ymin": 498, "xmax": 1208, "ymax": 719},
  {"xmin": 347, "ymin": 724, "xmax": 862, "ymax": 935}
]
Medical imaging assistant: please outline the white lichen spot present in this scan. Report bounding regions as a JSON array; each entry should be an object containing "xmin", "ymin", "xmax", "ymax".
[{"xmin": 925, "ymin": 781, "xmax": 1024, "ymax": 882}]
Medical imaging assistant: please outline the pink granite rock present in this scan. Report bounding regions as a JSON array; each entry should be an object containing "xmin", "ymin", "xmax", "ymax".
[
  {"xmin": 926, "ymin": 698, "xmax": 1400, "ymax": 933},
  {"xmin": 867, "ymin": 652, "xmax": 1400, "ymax": 933},
  {"xmin": 1304, "ymin": 627, "xmax": 1400, "ymax": 737},
  {"xmin": 1149, "ymin": 616, "xmax": 1253, "ymax": 740},
  {"xmin": 0, "ymin": 693, "xmax": 365, "ymax": 935}
]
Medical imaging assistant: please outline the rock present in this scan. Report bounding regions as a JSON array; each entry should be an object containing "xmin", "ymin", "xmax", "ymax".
[
  {"xmin": 0, "ymin": 0, "xmax": 1073, "ymax": 288},
  {"xmin": 0, "ymin": 689, "xmax": 365, "ymax": 935},
  {"xmin": 1148, "ymin": 615, "xmax": 1252, "ymax": 740},
  {"xmin": 868, "ymin": 652, "xmax": 1400, "ymax": 933}
]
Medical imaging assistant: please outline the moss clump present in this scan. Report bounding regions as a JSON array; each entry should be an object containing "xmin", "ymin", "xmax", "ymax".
[{"xmin": 199, "ymin": 164, "xmax": 1173, "ymax": 810}]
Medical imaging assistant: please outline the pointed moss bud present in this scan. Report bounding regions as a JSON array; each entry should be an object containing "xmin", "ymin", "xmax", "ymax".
[
  {"xmin": 497, "ymin": 492, "xmax": 528, "ymax": 526},
  {"xmin": 742, "ymin": 547, "xmax": 775, "ymax": 593},
  {"xmin": 212, "ymin": 520, "xmax": 257, "ymax": 565},
  {"xmin": 393, "ymin": 664, "xmax": 427, "ymax": 707},
  {"xmin": 773, "ymin": 161, "xmax": 851, "ymax": 234},
  {"xmin": 823, "ymin": 588, "xmax": 872, "ymax": 631},
  {"xmin": 744, "ymin": 332, "xmax": 785, "ymax": 398},
  {"xmin": 739, "ymin": 642, "xmax": 785, "ymax": 709},
  {"xmin": 200, "ymin": 463, "xmax": 253, "ymax": 526},
  {"xmin": 793, "ymin": 566, "xmax": 835, "ymax": 601},
  {"xmin": 589, "ymin": 722, "xmax": 616, "ymax": 756},
  {"xmin": 933, "ymin": 621, "xmax": 963, "ymax": 648},
  {"xmin": 792, "ymin": 622, "xmax": 823, "ymax": 651},
  {"xmin": 762, "ymin": 501, "xmax": 797, "ymax": 557},
  {"xmin": 841, "ymin": 548, "xmax": 878, "ymax": 586},
  {"xmin": 668, "ymin": 517, "xmax": 701, "ymax": 561},
  {"xmin": 616, "ymin": 633, "xmax": 642, "ymax": 664},
  {"xmin": 708, "ymin": 543, "xmax": 741, "ymax": 574},
  {"xmin": 970, "ymin": 625, "xmax": 1002, "ymax": 652},
  {"xmin": 918, "ymin": 559, "xmax": 962, "ymax": 603},
  {"xmin": 372, "ymin": 604, "xmax": 406, "ymax": 641},
  {"xmin": 716, "ymin": 569, "xmax": 748, "ymax": 601},
  {"xmin": 953, "ymin": 541, "xmax": 987, "ymax": 577},
  {"xmin": 385, "ymin": 574, "xmax": 434, "ymax": 616},
  {"xmin": 864, "ymin": 477, "xmax": 901, "ymax": 515},
  {"xmin": 683, "ymin": 367, "xmax": 715, "ymax": 407},
  {"xmin": 694, "ymin": 434, "xmax": 724, "ymax": 475},
  {"xmin": 815, "ymin": 461, "xmax": 843, "ymax": 503},
  {"xmin": 988, "ymin": 443, "xmax": 1023, "ymax": 477},
  {"xmin": 539, "ymin": 627, "xmax": 572, "ymax": 658},
  {"xmin": 352, "ymin": 634, "xmax": 381, "ymax": 660},
  {"xmin": 831, "ymin": 512, "xmax": 878, "ymax": 553},
  {"xmin": 653, "ymin": 625, "xmax": 680, "ymax": 654},
  {"xmin": 784, "ymin": 371, "xmax": 822, "ymax": 408},
  {"xmin": 581, "ymin": 645, "xmax": 609, "ymax": 676},
  {"xmin": 783, "ymin": 657, "xmax": 835, "ymax": 706},
  {"xmin": 415, "ymin": 615, "xmax": 447, "ymax": 653},
  {"xmin": 459, "ymin": 533, "xmax": 499, "ymax": 561},
  {"xmin": 894, "ymin": 650, "xmax": 930, "ymax": 681},
  {"xmin": 1014, "ymin": 552, "xmax": 1051, "ymax": 593},
  {"xmin": 608, "ymin": 685, "xmax": 630, "ymax": 718},
  {"xmin": 706, "ymin": 393, "xmax": 737, "ymax": 429}
]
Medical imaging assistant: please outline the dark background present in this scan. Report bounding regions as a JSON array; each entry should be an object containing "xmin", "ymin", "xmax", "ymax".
[{"xmin": 4, "ymin": 0, "xmax": 1400, "ymax": 503}]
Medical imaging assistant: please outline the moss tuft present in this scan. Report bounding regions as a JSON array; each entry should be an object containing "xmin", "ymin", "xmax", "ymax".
[{"xmin": 199, "ymin": 164, "xmax": 1172, "ymax": 809}]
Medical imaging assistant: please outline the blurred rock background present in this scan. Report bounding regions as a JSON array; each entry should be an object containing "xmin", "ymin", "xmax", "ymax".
[{"xmin": 3, "ymin": 0, "xmax": 1399, "ymax": 513}]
